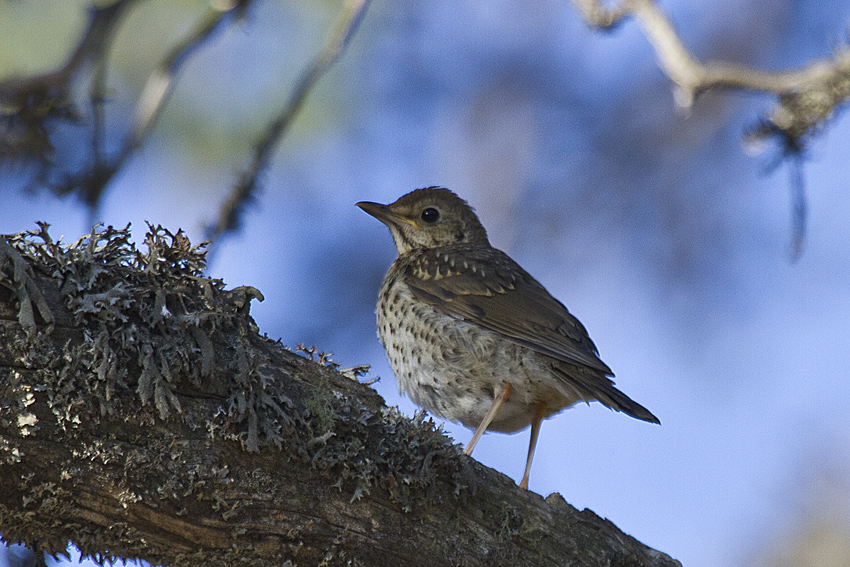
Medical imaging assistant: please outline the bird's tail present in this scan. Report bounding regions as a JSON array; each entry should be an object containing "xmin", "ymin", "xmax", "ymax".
[
  {"xmin": 604, "ymin": 387, "xmax": 660, "ymax": 424},
  {"xmin": 554, "ymin": 366, "xmax": 660, "ymax": 424}
]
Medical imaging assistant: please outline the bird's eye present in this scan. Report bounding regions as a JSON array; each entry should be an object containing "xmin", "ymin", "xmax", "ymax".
[{"xmin": 421, "ymin": 207, "xmax": 440, "ymax": 223}]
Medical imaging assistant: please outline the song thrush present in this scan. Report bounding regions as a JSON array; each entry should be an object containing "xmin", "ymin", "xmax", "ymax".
[{"xmin": 357, "ymin": 187, "xmax": 659, "ymax": 489}]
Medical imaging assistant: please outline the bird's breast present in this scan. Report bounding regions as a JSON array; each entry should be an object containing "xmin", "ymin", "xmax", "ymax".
[{"xmin": 375, "ymin": 271, "xmax": 584, "ymax": 432}]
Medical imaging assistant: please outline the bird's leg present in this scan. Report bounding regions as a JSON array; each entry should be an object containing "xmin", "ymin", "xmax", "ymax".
[
  {"xmin": 519, "ymin": 401, "xmax": 547, "ymax": 490},
  {"xmin": 464, "ymin": 382, "xmax": 512, "ymax": 456}
]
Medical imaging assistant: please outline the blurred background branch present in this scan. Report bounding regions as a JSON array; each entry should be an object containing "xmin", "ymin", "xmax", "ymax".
[
  {"xmin": 0, "ymin": 0, "xmax": 255, "ymax": 211},
  {"xmin": 0, "ymin": 0, "xmax": 135, "ymax": 188},
  {"xmin": 569, "ymin": 0, "xmax": 850, "ymax": 257},
  {"xmin": 90, "ymin": 0, "xmax": 257, "ymax": 210},
  {"xmin": 1, "ymin": 0, "xmax": 847, "ymax": 253},
  {"xmin": 572, "ymin": 0, "xmax": 850, "ymax": 138},
  {"xmin": 205, "ymin": 0, "xmax": 372, "ymax": 252}
]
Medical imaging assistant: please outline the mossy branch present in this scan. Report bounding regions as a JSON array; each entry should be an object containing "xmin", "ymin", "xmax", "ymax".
[{"xmin": 0, "ymin": 224, "xmax": 680, "ymax": 567}]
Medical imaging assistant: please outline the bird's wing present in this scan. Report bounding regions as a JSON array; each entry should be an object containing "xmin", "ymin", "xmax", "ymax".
[{"xmin": 403, "ymin": 246, "xmax": 613, "ymax": 374}]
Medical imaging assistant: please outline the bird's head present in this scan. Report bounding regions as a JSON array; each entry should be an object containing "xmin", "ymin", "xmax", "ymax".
[{"xmin": 357, "ymin": 187, "xmax": 490, "ymax": 255}]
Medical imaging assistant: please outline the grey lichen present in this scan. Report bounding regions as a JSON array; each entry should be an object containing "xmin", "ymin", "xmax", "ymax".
[
  {"xmin": 0, "ymin": 237, "xmax": 54, "ymax": 339},
  {"xmin": 0, "ymin": 222, "xmax": 476, "ymax": 565},
  {"xmin": 1, "ymin": 223, "xmax": 274, "ymax": 434}
]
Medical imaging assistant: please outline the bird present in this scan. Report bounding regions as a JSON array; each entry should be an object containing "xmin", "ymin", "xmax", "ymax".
[{"xmin": 356, "ymin": 187, "xmax": 659, "ymax": 489}]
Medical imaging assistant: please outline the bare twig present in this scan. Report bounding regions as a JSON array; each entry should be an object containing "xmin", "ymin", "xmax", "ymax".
[
  {"xmin": 0, "ymin": 0, "xmax": 137, "ymax": 174},
  {"xmin": 205, "ymin": 0, "xmax": 372, "ymax": 249},
  {"xmin": 628, "ymin": 0, "xmax": 850, "ymax": 109},
  {"xmin": 569, "ymin": 0, "xmax": 850, "ymax": 257},
  {"xmin": 570, "ymin": 0, "xmax": 850, "ymax": 132},
  {"xmin": 0, "ymin": 0, "xmax": 252, "ymax": 211},
  {"xmin": 0, "ymin": 0, "xmax": 136, "ymax": 98},
  {"xmin": 64, "ymin": 0, "xmax": 256, "ymax": 211},
  {"xmin": 128, "ymin": 0, "xmax": 255, "ymax": 155}
]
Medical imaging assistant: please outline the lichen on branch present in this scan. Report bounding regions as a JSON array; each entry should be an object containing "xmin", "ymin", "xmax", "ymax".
[
  {"xmin": 1, "ymin": 223, "xmax": 272, "ymax": 433},
  {"xmin": 0, "ymin": 224, "xmax": 679, "ymax": 567}
]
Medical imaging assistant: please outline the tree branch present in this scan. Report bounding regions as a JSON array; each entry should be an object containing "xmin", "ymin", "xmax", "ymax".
[
  {"xmin": 0, "ymin": 224, "xmax": 680, "ymax": 567},
  {"xmin": 0, "ymin": 0, "xmax": 255, "ymax": 210},
  {"xmin": 127, "ymin": 0, "xmax": 256, "ymax": 159},
  {"xmin": 205, "ymin": 0, "xmax": 372, "ymax": 250},
  {"xmin": 72, "ymin": 0, "xmax": 256, "ymax": 210},
  {"xmin": 569, "ymin": 0, "xmax": 850, "ymax": 257},
  {"xmin": 570, "ymin": 0, "xmax": 850, "ymax": 139},
  {"xmin": 0, "ymin": 0, "xmax": 137, "ymax": 180}
]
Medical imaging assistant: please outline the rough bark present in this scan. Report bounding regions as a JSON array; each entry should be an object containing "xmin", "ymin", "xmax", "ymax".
[{"xmin": 0, "ymin": 224, "xmax": 681, "ymax": 567}]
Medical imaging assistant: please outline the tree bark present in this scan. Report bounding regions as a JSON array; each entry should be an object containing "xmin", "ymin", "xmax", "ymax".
[{"xmin": 0, "ymin": 225, "xmax": 681, "ymax": 567}]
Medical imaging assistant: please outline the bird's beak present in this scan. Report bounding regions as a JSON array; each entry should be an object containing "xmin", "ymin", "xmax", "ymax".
[{"xmin": 356, "ymin": 201, "xmax": 418, "ymax": 228}]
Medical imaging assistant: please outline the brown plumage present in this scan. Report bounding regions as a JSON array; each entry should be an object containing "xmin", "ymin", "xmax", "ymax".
[{"xmin": 357, "ymin": 187, "xmax": 658, "ymax": 489}]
